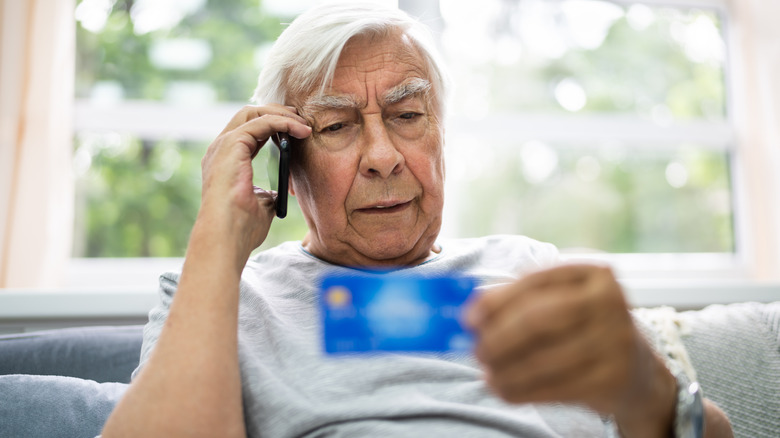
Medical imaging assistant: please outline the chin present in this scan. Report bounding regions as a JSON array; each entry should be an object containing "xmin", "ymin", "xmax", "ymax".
[
  {"xmin": 365, "ymin": 243, "xmax": 416, "ymax": 262},
  {"xmin": 355, "ymin": 229, "xmax": 438, "ymax": 266}
]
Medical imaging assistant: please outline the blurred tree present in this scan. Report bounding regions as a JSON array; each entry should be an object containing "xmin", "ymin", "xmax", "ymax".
[
  {"xmin": 441, "ymin": 2, "xmax": 733, "ymax": 253},
  {"xmin": 74, "ymin": 0, "xmax": 734, "ymax": 257},
  {"xmin": 73, "ymin": 0, "xmax": 305, "ymax": 257}
]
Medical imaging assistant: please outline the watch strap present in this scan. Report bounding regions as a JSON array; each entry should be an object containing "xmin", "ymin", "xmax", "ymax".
[{"xmin": 673, "ymin": 371, "xmax": 705, "ymax": 438}]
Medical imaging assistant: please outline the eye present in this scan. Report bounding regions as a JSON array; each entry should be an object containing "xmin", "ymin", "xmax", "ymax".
[
  {"xmin": 399, "ymin": 112, "xmax": 420, "ymax": 120},
  {"xmin": 325, "ymin": 122, "xmax": 344, "ymax": 132}
]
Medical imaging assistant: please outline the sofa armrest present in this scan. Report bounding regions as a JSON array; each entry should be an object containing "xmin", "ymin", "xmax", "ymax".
[
  {"xmin": 0, "ymin": 325, "xmax": 143, "ymax": 383},
  {"xmin": 0, "ymin": 374, "xmax": 127, "ymax": 438},
  {"xmin": 679, "ymin": 302, "xmax": 780, "ymax": 438}
]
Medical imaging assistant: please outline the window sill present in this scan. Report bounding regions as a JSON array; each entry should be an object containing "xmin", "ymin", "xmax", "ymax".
[
  {"xmin": 2, "ymin": 254, "xmax": 773, "ymax": 332},
  {"xmin": 2, "ymin": 278, "xmax": 775, "ymax": 318},
  {"xmin": 0, "ymin": 282, "xmax": 776, "ymax": 334}
]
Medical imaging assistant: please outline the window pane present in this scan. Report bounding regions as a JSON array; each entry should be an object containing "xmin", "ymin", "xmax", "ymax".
[
  {"xmin": 74, "ymin": 0, "xmax": 735, "ymax": 257},
  {"xmin": 73, "ymin": 0, "xmax": 310, "ymax": 257},
  {"xmin": 436, "ymin": 0, "xmax": 734, "ymax": 254},
  {"xmin": 444, "ymin": 141, "xmax": 734, "ymax": 253},
  {"xmin": 440, "ymin": 0, "xmax": 727, "ymax": 121},
  {"xmin": 72, "ymin": 132, "xmax": 305, "ymax": 257},
  {"xmin": 75, "ymin": 0, "xmax": 287, "ymax": 103},
  {"xmin": 72, "ymin": 133, "xmax": 204, "ymax": 257}
]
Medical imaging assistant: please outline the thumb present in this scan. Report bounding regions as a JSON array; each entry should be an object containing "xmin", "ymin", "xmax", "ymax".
[
  {"xmin": 247, "ymin": 187, "xmax": 277, "ymax": 249},
  {"xmin": 464, "ymin": 264, "xmax": 593, "ymax": 330},
  {"xmin": 253, "ymin": 186, "xmax": 277, "ymax": 210},
  {"xmin": 463, "ymin": 282, "xmax": 517, "ymax": 330}
]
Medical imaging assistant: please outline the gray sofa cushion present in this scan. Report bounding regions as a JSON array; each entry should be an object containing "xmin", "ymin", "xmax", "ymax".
[
  {"xmin": 0, "ymin": 325, "xmax": 143, "ymax": 383},
  {"xmin": 0, "ymin": 374, "xmax": 127, "ymax": 438},
  {"xmin": 1, "ymin": 305, "xmax": 779, "ymax": 437},
  {"xmin": 679, "ymin": 302, "xmax": 780, "ymax": 438}
]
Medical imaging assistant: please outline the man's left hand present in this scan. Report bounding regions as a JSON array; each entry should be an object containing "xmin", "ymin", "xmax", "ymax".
[{"xmin": 465, "ymin": 264, "xmax": 668, "ymax": 416}]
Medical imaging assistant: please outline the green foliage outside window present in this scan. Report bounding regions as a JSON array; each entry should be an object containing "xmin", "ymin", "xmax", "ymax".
[
  {"xmin": 73, "ymin": 0, "xmax": 733, "ymax": 257},
  {"xmin": 73, "ymin": 135, "xmax": 204, "ymax": 257},
  {"xmin": 73, "ymin": 0, "xmax": 303, "ymax": 257}
]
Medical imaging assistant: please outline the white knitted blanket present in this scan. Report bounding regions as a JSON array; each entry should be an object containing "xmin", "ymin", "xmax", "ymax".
[{"xmin": 636, "ymin": 302, "xmax": 780, "ymax": 438}]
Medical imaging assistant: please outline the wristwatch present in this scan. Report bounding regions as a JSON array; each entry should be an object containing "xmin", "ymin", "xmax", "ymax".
[{"xmin": 673, "ymin": 371, "xmax": 705, "ymax": 438}]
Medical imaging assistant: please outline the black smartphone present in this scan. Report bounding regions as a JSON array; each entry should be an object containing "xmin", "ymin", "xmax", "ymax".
[{"xmin": 268, "ymin": 133, "xmax": 290, "ymax": 218}]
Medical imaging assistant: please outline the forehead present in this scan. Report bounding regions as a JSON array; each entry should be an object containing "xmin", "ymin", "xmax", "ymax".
[
  {"xmin": 297, "ymin": 32, "xmax": 431, "ymax": 109},
  {"xmin": 335, "ymin": 32, "xmax": 427, "ymax": 86}
]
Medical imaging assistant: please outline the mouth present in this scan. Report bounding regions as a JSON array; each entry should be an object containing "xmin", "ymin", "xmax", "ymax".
[{"xmin": 356, "ymin": 200, "xmax": 413, "ymax": 214}]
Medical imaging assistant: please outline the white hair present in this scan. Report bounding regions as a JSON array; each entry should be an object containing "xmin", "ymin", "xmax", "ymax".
[{"xmin": 251, "ymin": 2, "xmax": 451, "ymax": 113}]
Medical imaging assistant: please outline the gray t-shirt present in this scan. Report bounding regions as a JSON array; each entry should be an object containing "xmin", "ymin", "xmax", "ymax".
[{"xmin": 136, "ymin": 235, "xmax": 612, "ymax": 437}]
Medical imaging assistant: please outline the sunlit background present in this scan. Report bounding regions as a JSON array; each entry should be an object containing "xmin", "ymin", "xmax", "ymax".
[{"xmin": 72, "ymin": 0, "xmax": 733, "ymax": 258}]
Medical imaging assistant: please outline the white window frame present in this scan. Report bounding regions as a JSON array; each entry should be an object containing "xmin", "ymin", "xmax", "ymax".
[
  {"xmin": 435, "ymin": 0, "xmax": 750, "ymax": 283},
  {"xmin": 64, "ymin": 0, "xmax": 778, "ymax": 311}
]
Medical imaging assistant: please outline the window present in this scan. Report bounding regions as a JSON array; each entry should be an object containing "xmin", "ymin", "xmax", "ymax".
[
  {"xmin": 73, "ymin": 0, "xmax": 310, "ymax": 258},
  {"xmin": 433, "ymin": 0, "xmax": 734, "ymax": 255},
  {"xmin": 73, "ymin": 0, "xmax": 741, "ymax": 278}
]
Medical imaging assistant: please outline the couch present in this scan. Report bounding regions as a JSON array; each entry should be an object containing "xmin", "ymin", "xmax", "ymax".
[
  {"xmin": 1, "ymin": 303, "xmax": 778, "ymax": 438},
  {"xmin": 0, "ymin": 325, "xmax": 141, "ymax": 437}
]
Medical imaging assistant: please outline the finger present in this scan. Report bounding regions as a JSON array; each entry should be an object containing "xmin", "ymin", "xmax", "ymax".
[
  {"xmin": 463, "ymin": 282, "xmax": 524, "ymax": 331},
  {"xmin": 465, "ymin": 264, "xmax": 595, "ymax": 329},
  {"xmin": 220, "ymin": 104, "xmax": 308, "ymax": 136},
  {"xmin": 225, "ymin": 114, "xmax": 312, "ymax": 159},
  {"xmin": 474, "ymin": 283, "xmax": 592, "ymax": 368},
  {"xmin": 469, "ymin": 265, "xmax": 604, "ymax": 342},
  {"xmin": 488, "ymin": 339, "xmax": 632, "ymax": 410},
  {"xmin": 240, "ymin": 114, "xmax": 313, "ymax": 142},
  {"xmin": 255, "ymin": 187, "xmax": 278, "ymax": 218},
  {"xmin": 485, "ymin": 306, "xmax": 629, "ymax": 401},
  {"xmin": 480, "ymin": 266, "xmax": 625, "ymax": 367},
  {"xmin": 491, "ymin": 352, "xmax": 608, "ymax": 407},
  {"xmin": 496, "ymin": 345, "xmax": 630, "ymax": 414},
  {"xmin": 253, "ymin": 186, "xmax": 278, "ymax": 200}
]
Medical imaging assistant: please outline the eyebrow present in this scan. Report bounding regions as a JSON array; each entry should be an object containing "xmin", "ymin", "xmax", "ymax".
[
  {"xmin": 302, "ymin": 94, "xmax": 360, "ymax": 113},
  {"xmin": 382, "ymin": 78, "xmax": 431, "ymax": 106},
  {"xmin": 302, "ymin": 78, "xmax": 432, "ymax": 114}
]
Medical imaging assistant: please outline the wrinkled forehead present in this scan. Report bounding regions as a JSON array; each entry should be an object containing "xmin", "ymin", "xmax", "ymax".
[{"xmin": 289, "ymin": 32, "xmax": 435, "ymax": 112}]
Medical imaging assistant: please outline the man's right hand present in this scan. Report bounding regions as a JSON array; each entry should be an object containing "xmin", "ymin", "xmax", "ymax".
[{"xmin": 198, "ymin": 104, "xmax": 311, "ymax": 266}]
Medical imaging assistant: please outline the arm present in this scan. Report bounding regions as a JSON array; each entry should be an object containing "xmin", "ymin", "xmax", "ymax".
[
  {"xmin": 611, "ymin": 339, "xmax": 733, "ymax": 438},
  {"xmin": 465, "ymin": 264, "xmax": 733, "ymax": 438},
  {"xmin": 101, "ymin": 105, "xmax": 311, "ymax": 438}
]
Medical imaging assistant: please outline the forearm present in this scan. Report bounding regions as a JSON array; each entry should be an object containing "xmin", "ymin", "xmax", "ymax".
[
  {"xmin": 702, "ymin": 399, "xmax": 733, "ymax": 438},
  {"xmin": 102, "ymin": 221, "xmax": 247, "ymax": 438},
  {"xmin": 615, "ymin": 398, "xmax": 732, "ymax": 438},
  {"xmin": 613, "ymin": 349, "xmax": 677, "ymax": 438},
  {"xmin": 614, "ymin": 346, "xmax": 733, "ymax": 438}
]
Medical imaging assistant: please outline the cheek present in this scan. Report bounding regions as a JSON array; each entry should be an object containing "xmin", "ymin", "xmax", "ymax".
[
  {"xmin": 406, "ymin": 151, "xmax": 445, "ymax": 207},
  {"xmin": 413, "ymin": 136, "xmax": 445, "ymax": 194},
  {"xmin": 298, "ymin": 148, "xmax": 355, "ymax": 212}
]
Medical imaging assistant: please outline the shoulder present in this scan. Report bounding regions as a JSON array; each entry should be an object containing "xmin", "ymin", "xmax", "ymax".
[
  {"xmin": 436, "ymin": 234, "xmax": 559, "ymax": 277},
  {"xmin": 482, "ymin": 234, "xmax": 559, "ymax": 263},
  {"xmin": 153, "ymin": 241, "xmax": 312, "ymax": 300},
  {"xmin": 441, "ymin": 234, "xmax": 558, "ymax": 262},
  {"xmin": 247, "ymin": 240, "xmax": 307, "ymax": 266},
  {"xmin": 243, "ymin": 240, "xmax": 320, "ymax": 284}
]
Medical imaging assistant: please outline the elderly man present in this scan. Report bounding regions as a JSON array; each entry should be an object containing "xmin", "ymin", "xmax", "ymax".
[{"xmin": 103, "ymin": 3, "xmax": 732, "ymax": 437}]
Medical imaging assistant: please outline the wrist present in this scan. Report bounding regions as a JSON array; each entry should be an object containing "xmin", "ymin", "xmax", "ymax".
[
  {"xmin": 188, "ymin": 213, "xmax": 253, "ymax": 275},
  {"xmin": 613, "ymin": 343, "xmax": 677, "ymax": 438}
]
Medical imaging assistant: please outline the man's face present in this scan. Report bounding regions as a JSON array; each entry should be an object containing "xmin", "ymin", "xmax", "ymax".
[{"xmin": 290, "ymin": 32, "xmax": 445, "ymax": 267}]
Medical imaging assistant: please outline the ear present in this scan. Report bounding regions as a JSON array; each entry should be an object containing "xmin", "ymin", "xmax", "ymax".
[{"xmin": 289, "ymin": 173, "xmax": 296, "ymax": 196}]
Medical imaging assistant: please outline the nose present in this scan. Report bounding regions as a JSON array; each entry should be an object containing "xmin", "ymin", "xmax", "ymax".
[{"xmin": 358, "ymin": 116, "xmax": 405, "ymax": 178}]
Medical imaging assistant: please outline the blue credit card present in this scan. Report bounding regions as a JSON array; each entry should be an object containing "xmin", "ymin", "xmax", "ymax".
[{"xmin": 319, "ymin": 273, "xmax": 478, "ymax": 354}]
